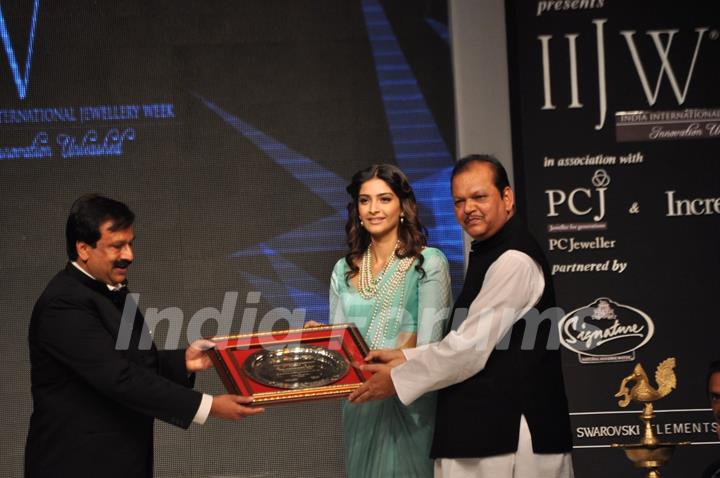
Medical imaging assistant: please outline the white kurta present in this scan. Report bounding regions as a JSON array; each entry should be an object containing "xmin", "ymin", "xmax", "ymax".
[{"xmin": 390, "ymin": 250, "xmax": 574, "ymax": 478}]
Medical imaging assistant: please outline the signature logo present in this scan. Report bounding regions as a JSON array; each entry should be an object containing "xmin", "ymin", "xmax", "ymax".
[{"xmin": 559, "ymin": 297, "xmax": 654, "ymax": 363}]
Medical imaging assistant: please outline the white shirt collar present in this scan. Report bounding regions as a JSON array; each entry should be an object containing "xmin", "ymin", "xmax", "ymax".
[{"xmin": 71, "ymin": 261, "xmax": 125, "ymax": 291}]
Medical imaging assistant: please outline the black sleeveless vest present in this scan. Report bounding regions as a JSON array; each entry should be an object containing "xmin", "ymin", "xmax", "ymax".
[{"xmin": 430, "ymin": 216, "xmax": 573, "ymax": 458}]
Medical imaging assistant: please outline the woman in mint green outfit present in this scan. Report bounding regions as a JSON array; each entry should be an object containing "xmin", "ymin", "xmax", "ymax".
[{"xmin": 330, "ymin": 164, "xmax": 451, "ymax": 478}]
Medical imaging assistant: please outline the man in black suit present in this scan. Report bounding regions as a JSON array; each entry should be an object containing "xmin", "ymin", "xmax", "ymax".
[
  {"xmin": 25, "ymin": 194, "xmax": 263, "ymax": 478},
  {"xmin": 703, "ymin": 360, "xmax": 720, "ymax": 478}
]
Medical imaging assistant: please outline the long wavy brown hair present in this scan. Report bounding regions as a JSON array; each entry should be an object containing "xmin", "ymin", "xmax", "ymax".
[{"xmin": 344, "ymin": 164, "xmax": 428, "ymax": 283}]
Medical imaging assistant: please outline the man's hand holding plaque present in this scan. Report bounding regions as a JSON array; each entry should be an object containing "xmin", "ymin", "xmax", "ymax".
[{"xmin": 210, "ymin": 395, "xmax": 265, "ymax": 419}]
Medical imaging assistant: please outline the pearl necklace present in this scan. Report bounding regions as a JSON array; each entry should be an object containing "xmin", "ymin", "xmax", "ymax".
[
  {"xmin": 357, "ymin": 242, "xmax": 416, "ymax": 349},
  {"xmin": 358, "ymin": 242, "xmax": 397, "ymax": 300}
]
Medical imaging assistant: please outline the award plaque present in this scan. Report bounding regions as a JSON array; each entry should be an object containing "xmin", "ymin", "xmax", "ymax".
[{"xmin": 207, "ymin": 323, "xmax": 371, "ymax": 406}]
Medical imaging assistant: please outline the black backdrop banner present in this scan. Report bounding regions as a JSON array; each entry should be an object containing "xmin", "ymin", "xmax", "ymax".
[
  {"xmin": 507, "ymin": 0, "xmax": 720, "ymax": 476},
  {"xmin": 0, "ymin": 1, "xmax": 461, "ymax": 476}
]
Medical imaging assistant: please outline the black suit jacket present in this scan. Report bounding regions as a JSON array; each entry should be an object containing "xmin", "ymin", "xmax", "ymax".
[
  {"xmin": 703, "ymin": 458, "xmax": 720, "ymax": 478},
  {"xmin": 25, "ymin": 264, "xmax": 202, "ymax": 478}
]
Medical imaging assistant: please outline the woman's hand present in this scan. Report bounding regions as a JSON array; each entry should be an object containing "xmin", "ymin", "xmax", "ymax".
[
  {"xmin": 303, "ymin": 320, "xmax": 323, "ymax": 328},
  {"xmin": 365, "ymin": 349, "xmax": 407, "ymax": 367}
]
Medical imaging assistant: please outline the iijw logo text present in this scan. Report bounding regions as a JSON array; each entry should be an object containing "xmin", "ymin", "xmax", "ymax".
[{"xmin": 538, "ymin": 19, "xmax": 715, "ymax": 130}]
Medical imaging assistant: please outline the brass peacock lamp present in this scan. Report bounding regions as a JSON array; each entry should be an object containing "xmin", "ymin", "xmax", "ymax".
[{"xmin": 611, "ymin": 357, "xmax": 688, "ymax": 478}]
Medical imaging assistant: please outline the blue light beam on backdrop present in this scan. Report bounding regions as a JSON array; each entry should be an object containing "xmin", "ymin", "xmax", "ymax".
[
  {"xmin": 362, "ymin": 0, "xmax": 464, "ymax": 293},
  {"xmin": 197, "ymin": 0, "xmax": 464, "ymax": 321},
  {"xmin": 0, "ymin": 0, "xmax": 40, "ymax": 100}
]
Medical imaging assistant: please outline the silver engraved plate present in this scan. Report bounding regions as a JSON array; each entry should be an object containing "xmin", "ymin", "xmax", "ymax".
[{"xmin": 243, "ymin": 345, "xmax": 350, "ymax": 389}]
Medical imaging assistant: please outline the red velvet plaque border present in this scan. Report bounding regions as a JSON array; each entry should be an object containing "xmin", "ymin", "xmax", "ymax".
[{"xmin": 207, "ymin": 323, "xmax": 371, "ymax": 406}]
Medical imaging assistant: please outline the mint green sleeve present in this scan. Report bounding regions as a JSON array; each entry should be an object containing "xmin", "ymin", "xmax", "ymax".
[
  {"xmin": 329, "ymin": 260, "xmax": 348, "ymax": 325},
  {"xmin": 416, "ymin": 249, "xmax": 452, "ymax": 346}
]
